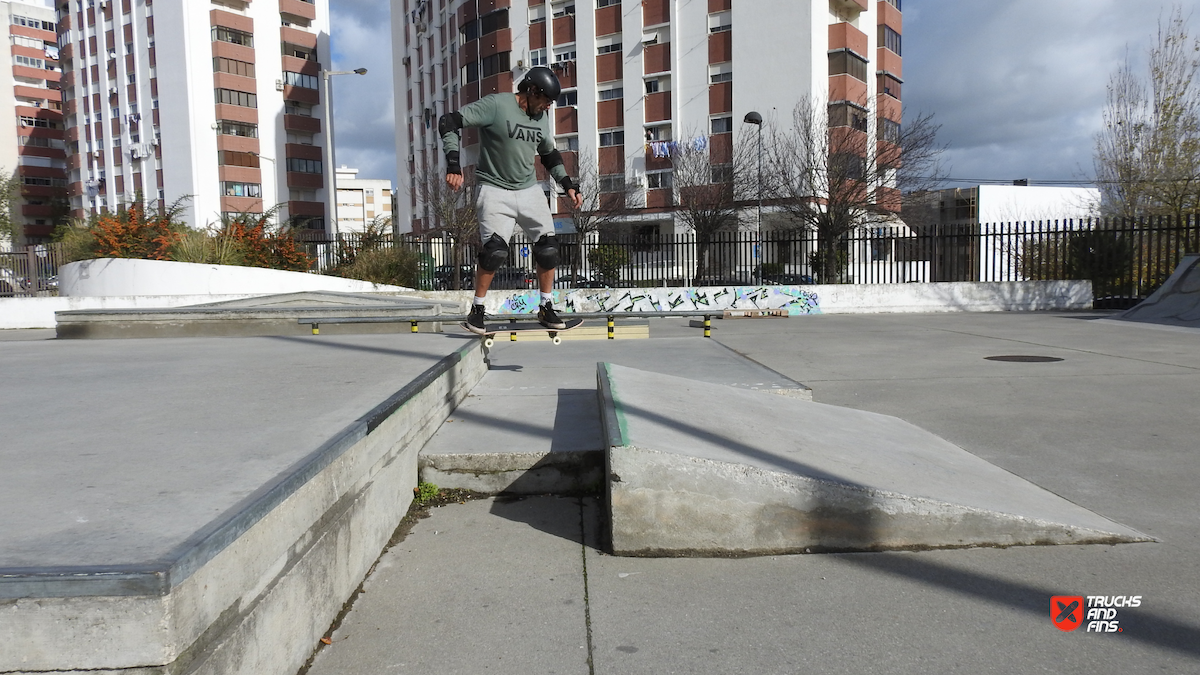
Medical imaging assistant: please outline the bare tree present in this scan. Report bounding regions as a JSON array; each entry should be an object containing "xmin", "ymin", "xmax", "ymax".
[
  {"xmin": 1095, "ymin": 7, "xmax": 1200, "ymax": 220},
  {"xmin": 411, "ymin": 170, "xmax": 478, "ymax": 289},
  {"xmin": 764, "ymin": 97, "xmax": 944, "ymax": 282},
  {"xmin": 556, "ymin": 146, "xmax": 639, "ymax": 281},
  {"xmin": 668, "ymin": 132, "xmax": 757, "ymax": 281}
]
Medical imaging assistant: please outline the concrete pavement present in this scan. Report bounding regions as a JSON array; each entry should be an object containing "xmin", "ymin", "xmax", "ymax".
[{"xmin": 306, "ymin": 311, "xmax": 1200, "ymax": 674}]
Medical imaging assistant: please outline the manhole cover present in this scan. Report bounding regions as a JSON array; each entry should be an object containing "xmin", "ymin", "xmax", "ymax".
[{"xmin": 984, "ymin": 355, "xmax": 1064, "ymax": 363}]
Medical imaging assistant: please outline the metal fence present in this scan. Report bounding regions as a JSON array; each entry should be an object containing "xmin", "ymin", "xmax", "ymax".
[
  {"xmin": 0, "ymin": 243, "xmax": 64, "ymax": 297},
  {"xmin": 336, "ymin": 216, "xmax": 1196, "ymax": 298}
]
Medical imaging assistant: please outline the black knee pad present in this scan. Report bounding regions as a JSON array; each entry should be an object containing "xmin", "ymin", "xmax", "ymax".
[
  {"xmin": 532, "ymin": 234, "xmax": 559, "ymax": 270},
  {"xmin": 478, "ymin": 233, "xmax": 509, "ymax": 272}
]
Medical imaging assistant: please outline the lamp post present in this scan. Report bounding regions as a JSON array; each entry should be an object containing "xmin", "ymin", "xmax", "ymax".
[
  {"xmin": 248, "ymin": 151, "xmax": 277, "ymax": 223},
  {"xmin": 321, "ymin": 67, "xmax": 368, "ymax": 239},
  {"xmin": 743, "ymin": 111, "xmax": 763, "ymax": 284}
]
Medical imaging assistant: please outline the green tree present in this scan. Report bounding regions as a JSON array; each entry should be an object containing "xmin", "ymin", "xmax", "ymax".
[{"xmin": 0, "ymin": 169, "xmax": 23, "ymax": 249}]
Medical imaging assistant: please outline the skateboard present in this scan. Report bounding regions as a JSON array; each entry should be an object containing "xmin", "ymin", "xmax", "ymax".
[{"xmin": 460, "ymin": 318, "xmax": 584, "ymax": 347}]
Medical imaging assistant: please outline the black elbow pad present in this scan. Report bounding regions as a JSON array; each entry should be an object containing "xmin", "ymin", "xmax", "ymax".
[
  {"xmin": 540, "ymin": 149, "xmax": 564, "ymax": 171},
  {"xmin": 438, "ymin": 112, "xmax": 463, "ymax": 136}
]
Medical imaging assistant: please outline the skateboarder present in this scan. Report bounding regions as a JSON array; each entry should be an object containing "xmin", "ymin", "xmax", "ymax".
[{"xmin": 439, "ymin": 66, "xmax": 584, "ymax": 335}]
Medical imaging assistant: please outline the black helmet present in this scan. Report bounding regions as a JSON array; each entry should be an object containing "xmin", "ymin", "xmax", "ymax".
[{"xmin": 518, "ymin": 66, "xmax": 561, "ymax": 101}]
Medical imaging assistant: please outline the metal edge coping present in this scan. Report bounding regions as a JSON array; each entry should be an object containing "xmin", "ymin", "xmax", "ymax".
[{"xmin": 0, "ymin": 339, "xmax": 481, "ymax": 599}]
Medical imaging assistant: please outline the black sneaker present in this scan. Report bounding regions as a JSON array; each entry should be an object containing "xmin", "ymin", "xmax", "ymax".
[
  {"xmin": 466, "ymin": 304, "xmax": 487, "ymax": 334},
  {"xmin": 538, "ymin": 301, "xmax": 566, "ymax": 330}
]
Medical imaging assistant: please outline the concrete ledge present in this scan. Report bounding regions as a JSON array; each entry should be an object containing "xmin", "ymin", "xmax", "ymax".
[
  {"xmin": 598, "ymin": 362, "xmax": 1150, "ymax": 557},
  {"xmin": 420, "ymin": 451, "xmax": 605, "ymax": 495},
  {"xmin": 0, "ymin": 341, "xmax": 487, "ymax": 674}
]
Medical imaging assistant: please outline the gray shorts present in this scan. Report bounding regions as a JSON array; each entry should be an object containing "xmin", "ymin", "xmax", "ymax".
[{"xmin": 476, "ymin": 183, "xmax": 555, "ymax": 243}]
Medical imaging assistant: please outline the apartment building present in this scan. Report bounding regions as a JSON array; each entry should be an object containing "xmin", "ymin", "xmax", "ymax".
[
  {"xmin": 55, "ymin": 0, "xmax": 332, "ymax": 231},
  {"xmin": 393, "ymin": 0, "xmax": 903, "ymax": 236},
  {"xmin": 333, "ymin": 164, "xmax": 393, "ymax": 234},
  {"xmin": 1, "ymin": 0, "xmax": 64, "ymax": 246}
]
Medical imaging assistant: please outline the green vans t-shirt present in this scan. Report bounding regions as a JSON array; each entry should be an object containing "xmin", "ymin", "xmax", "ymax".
[{"xmin": 441, "ymin": 93, "xmax": 568, "ymax": 191}]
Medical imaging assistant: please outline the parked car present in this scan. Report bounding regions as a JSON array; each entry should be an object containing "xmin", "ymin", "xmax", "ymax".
[
  {"xmin": 434, "ymin": 264, "xmax": 474, "ymax": 290},
  {"xmin": 0, "ymin": 268, "xmax": 23, "ymax": 296},
  {"xmin": 489, "ymin": 267, "xmax": 536, "ymax": 289}
]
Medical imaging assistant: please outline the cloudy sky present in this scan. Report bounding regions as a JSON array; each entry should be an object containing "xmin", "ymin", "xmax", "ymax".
[{"xmin": 327, "ymin": 0, "xmax": 1200, "ymax": 190}]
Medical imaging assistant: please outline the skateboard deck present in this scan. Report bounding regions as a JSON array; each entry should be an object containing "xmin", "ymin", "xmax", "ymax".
[{"xmin": 460, "ymin": 318, "xmax": 584, "ymax": 346}]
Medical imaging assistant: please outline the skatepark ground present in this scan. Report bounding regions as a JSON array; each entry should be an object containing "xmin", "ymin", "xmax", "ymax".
[{"xmin": 3, "ymin": 310, "xmax": 1199, "ymax": 674}]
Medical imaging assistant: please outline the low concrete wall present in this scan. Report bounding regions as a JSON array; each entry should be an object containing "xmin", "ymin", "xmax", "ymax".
[
  {"xmin": 1, "ymin": 341, "xmax": 487, "ymax": 675},
  {"xmin": 0, "ymin": 279, "xmax": 1094, "ymax": 330},
  {"xmin": 60, "ymin": 258, "xmax": 410, "ymax": 297}
]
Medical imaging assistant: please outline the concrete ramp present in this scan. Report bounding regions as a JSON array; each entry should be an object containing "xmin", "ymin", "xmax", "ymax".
[
  {"xmin": 598, "ymin": 363, "xmax": 1151, "ymax": 556},
  {"xmin": 1116, "ymin": 253, "xmax": 1200, "ymax": 328}
]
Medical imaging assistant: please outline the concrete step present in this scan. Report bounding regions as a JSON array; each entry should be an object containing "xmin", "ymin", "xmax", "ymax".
[{"xmin": 598, "ymin": 362, "xmax": 1153, "ymax": 556}]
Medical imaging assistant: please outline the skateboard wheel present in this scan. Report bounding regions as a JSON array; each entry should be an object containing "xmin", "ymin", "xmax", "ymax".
[
  {"xmin": 484, "ymin": 337, "xmax": 494, "ymax": 348},
  {"xmin": 552, "ymin": 335, "xmax": 562, "ymax": 345}
]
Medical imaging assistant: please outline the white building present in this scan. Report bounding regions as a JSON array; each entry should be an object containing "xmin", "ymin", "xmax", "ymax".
[
  {"xmin": 334, "ymin": 164, "xmax": 393, "ymax": 235},
  {"xmin": 1, "ymin": 0, "xmax": 63, "ymax": 247},
  {"xmin": 392, "ymin": 0, "xmax": 904, "ymax": 236},
  {"xmin": 56, "ymin": 0, "xmax": 332, "ymax": 231}
]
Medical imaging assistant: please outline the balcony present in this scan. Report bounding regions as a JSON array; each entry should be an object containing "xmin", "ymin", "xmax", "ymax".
[
  {"xmin": 708, "ymin": 31, "xmax": 731, "ymax": 63},
  {"xmin": 876, "ymin": 47, "xmax": 902, "ymax": 78},
  {"xmin": 643, "ymin": 42, "xmax": 670, "ymax": 75},
  {"xmin": 709, "ymin": 81, "xmax": 731, "ymax": 114},
  {"xmin": 279, "ymin": 0, "xmax": 317, "ymax": 21},
  {"xmin": 829, "ymin": 22, "xmax": 868, "ymax": 54},
  {"xmin": 284, "ymin": 113, "xmax": 322, "ymax": 134},
  {"xmin": 596, "ymin": 52, "xmax": 621, "ymax": 83},
  {"xmin": 552, "ymin": 16, "xmax": 575, "ymax": 45},
  {"xmin": 828, "ymin": 74, "xmax": 868, "ymax": 107},
  {"xmin": 554, "ymin": 106, "xmax": 578, "ymax": 133},
  {"xmin": 288, "ymin": 200, "xmax": 325, "ymax": 217},
  {"xmin": 283, "ymin": 84, "xmax": 319, "ymax": 105},
  {"xmin": 597, "ymin": 99, "xmax": 623, "ymax": 129},
  {"xmin": 287, "ymin": 172, "xmax": 324, "ymax": 189},
  {"xmin": 645, "ymin": 91, "xmax": 671, "ymax": 123},
  {"xmin": 595, "ymin": 4, "xmax": 620, "ymax": 35},
  {"xmin": 643, "ymin": 0, "xmax": 670, "ymax": 25}
]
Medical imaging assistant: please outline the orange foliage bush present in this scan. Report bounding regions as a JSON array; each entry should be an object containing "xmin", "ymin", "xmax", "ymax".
[
  {"xmin": 221, "ymin": 214, "xmax": 311, "ymax": 272},
  {"xmin": 89, "ymin": 203, "xmax": 180, "ymax": 260}
]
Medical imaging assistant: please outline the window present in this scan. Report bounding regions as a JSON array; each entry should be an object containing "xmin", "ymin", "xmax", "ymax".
[
  {"xmin": 879, "ymin": 25, "xmax": 902, "ymax": 55},
  {"xmin": 597, "ymin": 0, "xmax": 620, "ymax": 7},
  {"xmin": 710, "ymin": 164, "xmax": 733, "ymax": 183},
  {"xmin": 222, "ymin": 181, "xmax": 262, "ymax": 198},
  {"xmin": 529, "ymin": 5, "xmax": 546, "ymax": 23},
  {"xmin": 285, "ymin": 101, "xmax": 313, "ymax": 116},
  {"xmin": 708, "ymin": 11, "xmax": 731, "ymax": 33},
  {"xmin": 554, "ymin": 47, "xmax": 576, "ymax": 62},
  {"xmin": 215, "ymin": 88, "xmax": 257, "ymax": 108},
  {"xmin": 480, "ymin": 10, "xmax": 508, "ymax": 35},
  {"xmin": 530, "ymin": 48, "xmax": 547, "ymax": 67},
  {"xmin": 828, "ymin": 50, "xmax": 867, "ymax": 81},
  {"xmin": 552, "ymin": 3, "xmax": 575, "ymax": 18},
  {"xmin": 218, "ymin": 150, "xmax": 260, "ymax": 168},
  {"xmin": 883, "ymin": 0, "xmax": 901, "ymax": 10},
  {"xmin": 709, "ymin": 63, "xmax": 732, "ymax": 83},
  {"xmin": 645, "ymin": 124, "xmax": 671, "ymax": 141},
  {"xmin": 555, "ymin": 135, "xmax": 579, "ymax": 151},
  {"xmin": 214, "ymin": 57, "xmax": 255, "ymax": 78},
  {"xmin": 283, "ymin": 71, "xmax": 319, "ymax": 89},
  {"xmin": 645, "ymin": 79, "xmax": 660, "ymax": 94},
  {"xmin": 599, "ymin": 130, "xmax": 624, "ymax": 147},
  {"xmin": 18, "ymin": 116, "xmax": 58, "ymax": 129},
  {"xmin": 828, "ymin": 102, "xmax": 868, "ymax": 132},
  {"xmin": 878, "ymin": 73, "xmax": 902, "ymax": 100},
  {"xmin": 599, "ymin": 174, "xmax": 624, "ymax": 192},
  {"xmin": 11, "ymin": 15, "xmax": 55, "ymax": 31},
  {"xmin": 646, "ymin": 170, "xmax": 672, "ymax": 189},
  {"xmin": 286, "ymin": 157, "xmax": 322, "ymax": 173},
  {"xmin": 464, "ymin": 61, "xmax": 480, "ymax": 83},
  {"xmin": 212, "ymin": 26, "xmax": 253, "ymax": 48},
  {"xmin": 282, "ymin": 42, "xmax": 316, "ymax": 60},
  {"xmin": 14, "ymin": 55, "xmax": 45, "ymax": 69},
  {"xmin": 831, "ymin": 153, "xmax": 865, "ymax": 180},
  {"xmin": 217, "ymin": 120, "xmax": 258, "ymax": 138},
  {"xmin": 880, "ymin": 118, "xmax": 901, "ymax": 144},
  {"xmin": 462, "ymin": 18, "xmax": 479, "ymax": 41},
  {"xmin": 710, "ymin": 116, "xmax": 733, "ymax": 133},
  {"xmin": 556, "ymin": 90, "xmax": 578, "ymax": 106},
  {"xmin": 599, "ymin": 86, "xmax": 623, "ymax": 101},
  {"xmin": 597, "ymin": 41, "xmax": 622, "ymax": 55},
  {"xmin": 481, "ymin": 52, "xmax": 510, "ymax": 77}
]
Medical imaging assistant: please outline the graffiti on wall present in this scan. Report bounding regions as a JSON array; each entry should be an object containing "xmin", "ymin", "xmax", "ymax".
[{"xmin": 498, "ymin": 285, "xmax": 820, "ymax": 315}]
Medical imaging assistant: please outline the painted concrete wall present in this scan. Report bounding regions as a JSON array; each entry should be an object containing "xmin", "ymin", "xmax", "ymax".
[{"xmin": 59, "ymin": 258, "xmax": 410, "ymax": 297}]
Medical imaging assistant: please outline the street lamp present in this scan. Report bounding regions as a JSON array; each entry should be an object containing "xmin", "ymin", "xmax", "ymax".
[
  {"xmin": 744, "ymin": 111, "xmax": 763, "ymax": 284},
  {"xmin": 321, "ymin": 67, "xmax": 368, "ymax": 239},
  {"xmin": 248, "ymin": 151, "xmax": 278, "ymax": 223}
]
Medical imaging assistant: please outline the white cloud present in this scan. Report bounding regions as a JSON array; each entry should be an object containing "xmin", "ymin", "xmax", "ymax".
[{"xmin": 328, "ymin": 1, "xmax": 397, "ymax": 188}]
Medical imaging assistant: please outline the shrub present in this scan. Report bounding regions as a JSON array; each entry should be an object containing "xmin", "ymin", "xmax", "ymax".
[
  {"xmin": 89, "ymin": 202, "xmax": 182, "ymax": 260},
  {"xmin": 587, "ymin": 244, "xmax": 629, "ymax": 284},
  {"xmin": 332, "ymin": 245, "xmax": 424, "ymax": 288}
]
